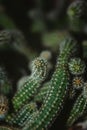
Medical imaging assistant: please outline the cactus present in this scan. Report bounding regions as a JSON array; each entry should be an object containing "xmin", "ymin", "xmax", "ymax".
[
  {"xmin": 6, "ymin": 102, "xmax": 37, "ymax": 127},
  {"xmin": 67, "ymin": 0, "xmax": 87, "ymax": 33},
  {"xmin": 0, "ymin": 0, "xmax": 87, "ymax": 129},
  {"xmin": 12, "ymin": 57, "xmax": 48, "ymax": 110},
  {"xmin": 67, "ymin": 93, "xmax": 87, "ymax": 127},
  {"xmin": 67, "ymin": 82, "xmax": 87, "ymax": 127},
  {"xmin": 22, "ymin": 37, "xmax": 77, "ymax": 130}
]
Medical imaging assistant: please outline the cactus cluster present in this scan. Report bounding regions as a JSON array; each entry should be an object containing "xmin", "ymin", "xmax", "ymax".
[{"xmin": 0, "ymin": 0, "xmax": 87, "ymax": 130}]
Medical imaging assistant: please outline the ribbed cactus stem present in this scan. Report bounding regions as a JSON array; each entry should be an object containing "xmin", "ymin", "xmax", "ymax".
[
  {"xmin": 12, "ymin": 57, "xmax": 48, "ymax": 110},
  {"xmin": 6, "ymin": 102, "xmax": 37, "ymax": 127},
  {"xmin": 22, "ymin": 38, "xmax": 77, "ymax": 130},
  {"xmin": 67, "ymin": 94, "xmax": 87, "ymax": 127},
  {"xmin": 67, "ymin": 82, "xmax": 87, "ymax": 127}
]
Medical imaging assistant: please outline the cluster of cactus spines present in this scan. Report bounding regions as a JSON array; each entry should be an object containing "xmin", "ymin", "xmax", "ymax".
[
  {"xmin": 0, "ymin": 95, "xmax": 9, "ymax": 120},
  {"xmin": 6, "ymin": 102, "xmax": 37, "ymax": 127},
  {"xmin": 68, "ymin": 58, "xmax": 86, "ymax": 75},
  {"xmin": 67, "ymin": 0, "xmax": 87, "ymax": 32},
  {"xmin": 22, "ymin": 38, "xmax": 77, "ymax": 130},
  {"xmin": 31, "ymin": 57, "xmax": 47, "ymax": 81},
  {"xmin": 12, "ymin": 57, "xmax": 48, "ymax": 111},
  {"xmin": 72, "ymin": 76, "xmax": 84, "ymax": 90},
  {"xmin": 0, "ymin": 67, "xmax": 12, "ymax": 96}
]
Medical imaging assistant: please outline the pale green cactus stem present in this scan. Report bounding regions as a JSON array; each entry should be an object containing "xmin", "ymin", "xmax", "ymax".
[
  {"xmin": 22, "ymin": 37, "xmax": 77, "ymax": 130},
  {"xmin": 6, "ymin": 102, "xmax": 37, "ymax": 127},
  {"xmin": 12, "ymin": 57, "xmax": 48, "ymax": 111}
]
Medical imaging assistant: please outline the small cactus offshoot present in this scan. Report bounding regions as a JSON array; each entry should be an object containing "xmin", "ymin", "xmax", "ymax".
[{"xmin": 68, "ymin": 58, "xmax": 86, "ymax": 75}]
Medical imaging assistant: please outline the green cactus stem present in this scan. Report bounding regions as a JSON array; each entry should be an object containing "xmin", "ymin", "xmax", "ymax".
[
  {"xmin": 12, "ymin": 57, "xmax": 48, "ymax": 111},
  {"xmin": 67, "ymin": 93, "xmax": 87, "ymax": 127},
  {"xmin": 67, "ymin": 82, "xmax": 87, "ymax": 127},
  {"xmin": 6, "ymin": 102, "xmax": 37, "ymax": 127},
  {"xmin": 22, "ymin": 37, "xmax": 77, "ymax": 130},
  {"xmin": 23, "ymin": 111, "xmax": 39, "ymax": 128}
]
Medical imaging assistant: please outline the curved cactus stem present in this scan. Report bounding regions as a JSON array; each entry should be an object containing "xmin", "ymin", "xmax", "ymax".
[
  {"xmin": 67, "ymin": 94, "xmax": 87, "ymax": 127},
  {"xmin": 6, "ymin": 102, "xmax": 37, "ymax": 127},
  {"xmin": 12, "ymin": 57, "xmax": 48, "ymax": 111},
  {"xmin": 22, "ymin": 37, "xmax": 77, "ymax": 130}
]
